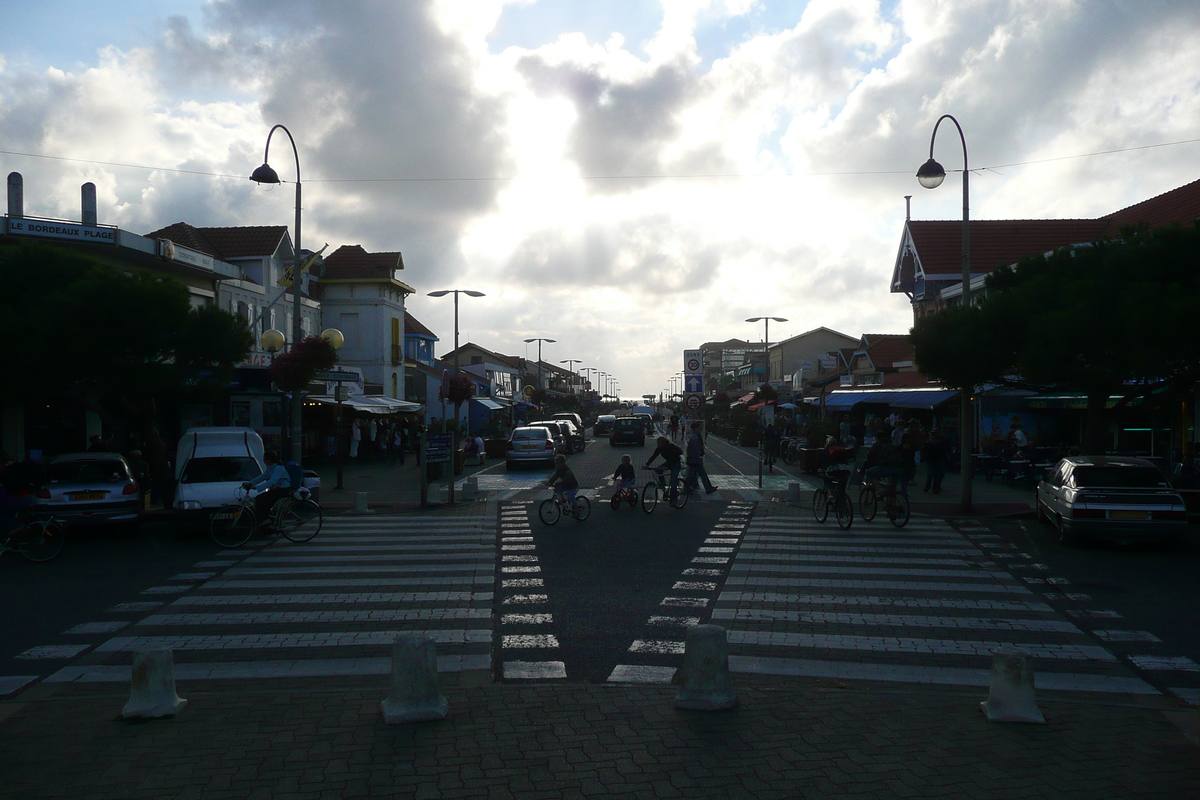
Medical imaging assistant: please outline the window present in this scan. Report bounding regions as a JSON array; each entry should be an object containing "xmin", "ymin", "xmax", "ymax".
[{"xmin": 179, "ymin": 457, "xmax": 260, "ymax": 484}]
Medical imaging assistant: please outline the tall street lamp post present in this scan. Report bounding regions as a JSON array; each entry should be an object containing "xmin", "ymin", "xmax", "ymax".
[
  {"xmin": 319, "ymin": 329, "xmax": 346, "ymax": 489},
  {"xmin": 250, "ymin": 124, "xmax": 305, "ymax": 465},
  {"xmin": 746, "ymin": 316, "xmax": 787, "ymax": 385},
  {"xmin": 560, "ymin": 359, "xmax": 581, "ymax": 393},
  {"xmin": 916, "ymin": 113, "xmax": 973, "ymax": 513},
  {"xmin": 582, "ymin": 367, "xmax": 598, "ymax": 395},
  {"xmin": 428, "ymin": 289, "xmax": 486, "ymax": 428},
  {"xmin": 524, "ymin": 337, "xmax": 555, "ymax": 397}
]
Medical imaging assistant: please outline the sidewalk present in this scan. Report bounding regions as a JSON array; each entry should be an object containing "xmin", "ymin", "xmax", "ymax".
[
  {"xmin": 1, "ymin": 675, "xmax": 1195, "ymax": 798},
  {"xmin": 307, "ymin": 453, "xmax": 497, "ymax": 513}
]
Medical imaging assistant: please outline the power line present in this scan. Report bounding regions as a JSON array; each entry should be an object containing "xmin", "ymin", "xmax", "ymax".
[{"xmin": 2, "ymin": 136, "xmax": 1199, "ymax": 184}]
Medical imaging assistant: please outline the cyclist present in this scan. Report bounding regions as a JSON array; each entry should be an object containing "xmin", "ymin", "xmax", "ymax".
[
  {"xmin": 547, "ymin": 454, "xmax": 579, "ymax": 508},
  {"xmin": 243, "ymin": 450, "xmax": 294, "ymax": 522},
  {"xmin": 612, "ymin": 454, "xmax": 636, "ymax": 494},
  {"xmin": 645, "ymin": 435, "xmax": 684, "ymax": 495},
  {"xmin": 863, "ymin": 434, "xmax": 906, "ymax": 494},
  {"xmin": 820, "ymin": 435, "xmax": 854, "ymax": 497}
]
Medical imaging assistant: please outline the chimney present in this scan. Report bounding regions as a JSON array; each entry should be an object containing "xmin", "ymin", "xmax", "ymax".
[
  {"xmin": 82, "ymin": 182, "xmax": 97, "ymax": 226},
  {"xmin": 7, "ymin": 172, "xmax": 22, "ymax": 218},
  {"xmin": 905, "ymin": 195, "xmax": 912, "ymax": 221}
]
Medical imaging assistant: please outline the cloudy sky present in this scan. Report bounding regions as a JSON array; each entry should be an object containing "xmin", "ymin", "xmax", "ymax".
[{"xmin": 3, "ymin": 1, "xmax": 1200, "ymax": 398}]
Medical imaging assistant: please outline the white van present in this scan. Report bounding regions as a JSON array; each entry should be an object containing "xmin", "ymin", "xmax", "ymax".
[{"xmin": 173, "ymin": 427, "xmax": 265, "ymax": 516}]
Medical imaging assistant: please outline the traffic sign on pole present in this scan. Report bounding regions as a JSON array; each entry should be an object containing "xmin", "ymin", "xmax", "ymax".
[
  {"xmin": 684, "ymin": 349, "xmax": 702, "ymax": 375},
  {"xmin": 683, "ymin": 374, "xmax": 703, "ymax": 394},
  {"xmin": 684, "ymin": 393, "xmax": 704, "ymax": 412}
]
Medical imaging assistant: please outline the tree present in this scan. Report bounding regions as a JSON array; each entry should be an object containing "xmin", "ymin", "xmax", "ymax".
[
  {"xmin": 912, "ymin": 223, "xmax": 1200, "ymax": 452},
  {"xmin": 270, "ymin": 336, "xmax": 339, "ymax": 392},
  {"xmin": 753, "ymin": 383, "xmax": 779, "ymax": 404}
]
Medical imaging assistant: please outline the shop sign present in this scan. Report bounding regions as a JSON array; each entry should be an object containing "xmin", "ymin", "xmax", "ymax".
[{"xmin": 6, "ymin": 217, "xmax": 117, "ymax": 244}]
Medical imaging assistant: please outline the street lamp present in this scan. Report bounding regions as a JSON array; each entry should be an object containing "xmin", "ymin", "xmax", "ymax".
[
  {"xmin": 428, "ymin": 289, "xmax": 486, "ymax": 427},
  {"xmin": 523, "ymin": 337, "xmax": 556, "ymax": 397},
  {"xmin": 746, "ymin": 316, "xmax": 787, "ymax": 384},
  {"xmin": 318, "ymin": 328, "xmax": 346, "ymax": 489},
  {"xmin": 250, "ymin": 124, "xmax": 305, "ymax": 465},
  {"xmin": 917, "ymin": 113, "xmax": 974, "ymax": 512},
  {"xmin": 260, "ymin": 328, "xmax": 285, "ymax": 361},
  {"xmin": 582, "ymin": 367, "xmax": 598, "ymax": 394},
  {"xmin": 560, "ymin": 359, "xmax": 581, "ymax": 393}
]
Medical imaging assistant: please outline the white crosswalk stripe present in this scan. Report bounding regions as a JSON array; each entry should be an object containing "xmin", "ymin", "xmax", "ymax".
[
  {"xmin": 717, "ymin": 514, "xmax": 1159, "ymax": 695},
  {"xmin": 45, "ymin": 514, "xmax": 496, "ymax": 685}
]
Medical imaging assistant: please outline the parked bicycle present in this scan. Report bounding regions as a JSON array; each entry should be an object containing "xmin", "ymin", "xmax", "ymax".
[
  {"xmin": 539, "ymin": 488, "xmax": 591, "ymax": 524},
  {"xmin": 1, "ymin": 509, "xmax": 65, "ymax": 562},
  {"xmin": 640, "ymin": 466, "xmax": 688, "ymax": 512},
  {"xmin": 210, "ymin": 486, "xmax": 323, "ymax": 548},
  {"xmin": 858, "ymin": 472, "xmax": 911, "ymax": 528},
  {"xmin": 812, "ymin": 467, "xmax": 854, "ymax": 529}
]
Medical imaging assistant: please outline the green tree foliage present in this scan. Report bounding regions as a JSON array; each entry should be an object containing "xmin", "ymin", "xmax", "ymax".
[
  {"xmin": 269, "ymin": 336, "xmax": 339, "ymax": 392},
  {"xmin": 911, "ymin": 223, "xmax": 1200, "ymax": 452}
]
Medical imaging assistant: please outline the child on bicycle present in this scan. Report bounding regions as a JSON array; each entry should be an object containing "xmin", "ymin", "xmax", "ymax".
[
  {"xmin": 547, "ymin": 454, "xmax": 579, "ymax": 506},
  {"xmin": 612, "ymin": 454, "xmax": 635, "ymax": 494}
]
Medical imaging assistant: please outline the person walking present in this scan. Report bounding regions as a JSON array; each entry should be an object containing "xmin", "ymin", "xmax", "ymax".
[
  {"xmin": 393, "ymin": 424, "xmax": 406, "ymax": 466},
  {"xmin": 922, "ymin": 427, "xmax": 949, "ymax": 494},
  {"xmin": 349, "ymin": 419, "xmax": 362, "ymax": 459},
  {"xmin": 685, "ymin": 422, "xmax": 718, "ymax": 495},
  {"xmin": 762, "ymin": 423, "xmax": 779, "ymax": 471}
]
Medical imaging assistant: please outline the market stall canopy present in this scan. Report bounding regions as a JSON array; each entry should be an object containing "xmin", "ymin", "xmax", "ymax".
[{"xmin": 309, "ymin": 394, "xmax": 422, "ymax": 414}]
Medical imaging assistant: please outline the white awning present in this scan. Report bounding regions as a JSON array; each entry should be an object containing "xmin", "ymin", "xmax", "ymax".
[
  {"xmin": 471, "ymin": 397, "xmax": 504, "ymax": 411},
  {"xmin": 308, "ymin": 394, "xmax": 422, "ymax": 415}
]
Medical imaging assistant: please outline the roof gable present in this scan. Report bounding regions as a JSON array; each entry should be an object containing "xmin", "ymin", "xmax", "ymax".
[{"xmin": 323, "ymin": 245, "xmax": 405, "ymax": 281}]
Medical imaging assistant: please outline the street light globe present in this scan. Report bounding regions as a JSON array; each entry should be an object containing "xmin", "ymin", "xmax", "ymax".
[
  {"xmin": 260, "ymin": 328, "xmax": 286, "ymax": 354},
  {"xmin": 320, "ymin": 328, "xmax": 345, "ymax": 351},
  {"xmin": 916, "ymin": 158, "xmax": 947, "ymax": 189}
]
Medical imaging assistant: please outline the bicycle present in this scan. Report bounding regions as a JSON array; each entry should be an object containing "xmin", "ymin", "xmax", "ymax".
[
  {"xmin": 812, "ymin": 467, "xmax": 854, "ymax": 529},
  {"xmin": 210, "ymin": 486, "xmax": 324, "ymax": 548},
  {"xmin": 640, "ymin": 466, "xmax": 688, "ymax": 513},
  {"xmin": 858, "ymin": 473, "xmax": 911, "ymax": 528},
  {"xmin": 539, "ymin": 489, "xmax": 591, "ymax": 525},
  {"xmin": 1, "ymin": 509, "xmax": 65, "ymax": 562},
  {"xmin": 610, "ymin": 482, "xmax": 639, "ymax": 510}
]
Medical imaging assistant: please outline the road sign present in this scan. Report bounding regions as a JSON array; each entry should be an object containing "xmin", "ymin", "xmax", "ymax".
[
  {"xmin": 425, "ymin": 432, "xmax": 452, "ymax": 462},
  {"xmin": 684, "ymin": 349, "xmax": 702, "ymax": 374},
  {"xmin": 684, "ymin": 393, "xmax": 704, "ymax": 411},
  {"xmin": 316, "ymin": 371, "xmax": 358, "ymax": 382},
  {"xmin": 683, "ymin": 374, "xmax": 703, "ymax": 393}
]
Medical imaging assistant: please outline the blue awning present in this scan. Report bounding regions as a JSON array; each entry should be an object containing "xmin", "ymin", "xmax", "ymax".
[
  {"xmin": 888, "ymin": 390, "xmax": 959, "ymax": 409},
  {"xmin": 820, "ymin": 389, "xmax": 957, "ymax": 410}
]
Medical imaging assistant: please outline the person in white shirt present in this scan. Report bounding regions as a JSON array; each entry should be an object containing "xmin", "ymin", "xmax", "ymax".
[{"xmin": 244, "ymin": 450, "xmax": 294, "ymax": 521}]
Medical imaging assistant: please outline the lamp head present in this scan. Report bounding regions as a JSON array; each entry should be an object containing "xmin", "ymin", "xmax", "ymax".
[
  {"xmin": 463, "ymin": 290, "xmax": 485, "ymax": 297},
  {"xmin": 916, "ymin": 158, "xmax": 946, "ymax": 189},
  {"xmin": 250, "ymin": 163, "xmax": 281, "ymax": 184},
  {"xmin": 427, "ymin": 290, "xmax": 450, "ymax": 297},
  {"xmin": 260, "ymin": 328, "xmax": 286, "ymax": 354},
  {"xmin": 746, "ymin": 317, "xmax": 763, "ymax": 323},
  {"xmin": 320, "ymin": 328, "xmax": 345, "ymax": 351}
]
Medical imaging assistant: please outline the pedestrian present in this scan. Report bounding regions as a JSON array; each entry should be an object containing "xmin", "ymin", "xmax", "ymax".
[
  {"xmin": 685, "ymin": 422, "xmax": 719, "ymax": 495},
  {"xmin": 414, "ymin": 421, "xmax": 426, "ymax": 464},
  {"xmin": 125, "ymin": 449, "xmax": 151, "ymax": 508},
  {"xmin": 393, "ymin": 424, "xmax": 406, "ymax": 466},
  {"xmin": 350, "ymin": 419, "xmax": 362, "ymax": 459},
  {"xmin": 922, "ymin": 427, "xmax": 949, "ymax": 494},
  {"xmin": 762, "ymin": 423, "xmax": 779, "ymax": 470},
  {"xmin": 897, "ymin": 432, "xmax": 918, "ymax": 495}
]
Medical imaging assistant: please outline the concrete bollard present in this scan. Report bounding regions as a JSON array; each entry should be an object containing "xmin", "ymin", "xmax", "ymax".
[
  {"xmin": 673, "ymin": 624, "xmax": 737, "ymax": 710},
  {"xmin": 122, "ymin": 649, "xmax": 188, "ymax": 719},
  {"xmin": 980, "ymin": 646, "xmax": 1045, "ymax": 723},
  {"xmin": 351, "ymin": 491, "xmax": 374, "ymax": 515},
  {"xmin": 381, "ymin": 635, "xmax": 449, "ymax": 723}
]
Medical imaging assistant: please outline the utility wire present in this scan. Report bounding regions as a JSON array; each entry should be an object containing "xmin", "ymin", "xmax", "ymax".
[{"xmin": 1, "ymin": 136, "xmax": 1198, "ymax": 184}]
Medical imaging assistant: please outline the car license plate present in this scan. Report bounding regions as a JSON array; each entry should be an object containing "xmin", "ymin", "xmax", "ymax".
[
  {"xmin": 70, "ymin": 491, "xmax": 107, "ymax": 501},
  {"xmin": 520, "ymin": 444, "xmax": 537, "ymax": 450},
  {"xmin": 1110, "ymin": 510, "xmax": 1150, "ymax": 520}
]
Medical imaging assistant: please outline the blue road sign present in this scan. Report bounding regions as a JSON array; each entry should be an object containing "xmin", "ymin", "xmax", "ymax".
[{"xmin": 684, "ymin": 374, "xmax": 703, "ymax": 393}]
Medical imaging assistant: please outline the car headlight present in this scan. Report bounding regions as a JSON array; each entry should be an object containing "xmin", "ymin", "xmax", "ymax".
[{"xmin": 178, "ymin": 500, "xmax": 202, "ymax": 510}]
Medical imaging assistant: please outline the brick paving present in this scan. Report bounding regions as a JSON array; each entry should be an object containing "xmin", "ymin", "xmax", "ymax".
[{"xmin": 0, "ymin": 679, "xmax": 1195, "ymax": 798}]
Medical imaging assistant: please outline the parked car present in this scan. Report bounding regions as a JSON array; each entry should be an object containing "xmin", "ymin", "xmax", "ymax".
[
  {"xmin": 506, "ymin": 426, "xmax": 557, "ymax": 469},
  {"xmin": 593, "ymin": 415, "xmax": 616, "ymax": 437},
  {"xmin": 609, "ymin": 416, "xmax": 646, "ymax": 447},
  {"xmin": 33, "ymin": 452, "xmax": 142, "ymax": 528},
  {"xmin": 528, "ymin": 421, "xmax": 569, "ymax": 454},
  {"xmin": 552, "ymin": 412, "xmax": 585, "ymax": 434},
  {"xmin": 1036, "ymin": 455, "xmax": 1187, "ymax": 545}
]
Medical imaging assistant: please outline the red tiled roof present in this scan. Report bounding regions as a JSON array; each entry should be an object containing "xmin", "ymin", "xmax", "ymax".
[
  {"xmin": 143, "ymin": 222, "xmax": 289, "ymax": 260},
  {"xmin": 1102, "ymin": 177, "xmax": 1200, "ymax": 229},
  {"xmin": 881, "ymin": 371, "xmax": 943, "ymax": 389},
  {"xmin": 322, "ymin": 245, "xmax": 404, "ymax": 280},
  {"xmin": 404, "ymin": 312, "xmax": 437, "ymax": 339},
  {"xmin": 861, "ymin": 334, "xmax": 913, "ymax": 368}
]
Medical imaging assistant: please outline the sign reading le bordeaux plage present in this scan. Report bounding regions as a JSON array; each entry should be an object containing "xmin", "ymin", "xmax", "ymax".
[{"xmin": 6, "ymin": 218, "xmax": 118, "ymax": 245}]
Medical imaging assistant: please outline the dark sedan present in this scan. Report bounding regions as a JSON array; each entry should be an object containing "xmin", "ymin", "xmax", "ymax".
[
  {"xmin": 1036, "ymin": 456, "xmax": 1187, "ymax": 545},
  {"xmin": 609, "ymin": 417, "xmax": 646, "ymax": 447}
]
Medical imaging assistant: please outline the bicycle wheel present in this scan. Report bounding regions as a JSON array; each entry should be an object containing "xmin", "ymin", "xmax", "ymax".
[
  {"xmin": 211, "ymin": 504, "xmax": 256, "ymax": 547},
  {"xmin": 18, "ymin": 519, "xmax": 65, "ymax": 562},
  {"xmin": 835, "ymin": 492, "xmax": 854, "ymax": 530},
  {"xmin": 859, "ymin": 485, "xmax": 878, "ymax": 522},
  {"xmin": 641, "ymin": 482, "xmax": 659, "ymax": 513},
  {"xmin": 812, "ymin": 488, "xmax": 829, "ymax": 522},
  {"xmin": 573, "ymin": 496, "xmax": 591, "ymax": 521},
  {"xmin": 627, "ymin": 491, "xmax": 638, "ymax": 508},
  {"xmin": 887, "ymin": 492, "xmax": 911, "ymax": 528},
  {"xmin": 610, "ymin": 492, "xmax": 622, "ymax": 510},
  {"xmin": 280, "ymin": 499, "xmax": 323, "ymax": 542},
  {"xmin": 538, "ymin": 498, "xmax": 561, "ymax": 525},
  {"xmin": 669, "ymin": 479, "xmax": 689, "ymax": 509}
]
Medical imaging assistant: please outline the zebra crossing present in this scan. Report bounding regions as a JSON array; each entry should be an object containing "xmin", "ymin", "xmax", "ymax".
[
  {"xmin": 44, "ymin": 514, "xmax": 495, "ymax": 684},
  {"xmin": 715, "ymin": 511, "xmax": 1159, "ymax": 695}
]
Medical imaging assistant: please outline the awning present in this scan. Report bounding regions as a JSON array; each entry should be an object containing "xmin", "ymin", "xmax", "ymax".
[
  {"xmin": 820, "ymin": 389, "xmax": 957, "ymax": 411},
  {"xmin": 738, "ymin": 393, "xmax": 755, "ymax": 403},
  {"xmin": 888, "ymin": 389, "xmax": 959, "ymax": 409},
  {"xmin": 748, "ymin": 402, "xmax": 766, "ymax": 411},
  {"xmin": 308, "ymin": 394, "xmax": 422, "ymax": 415},
  {"xmin": 471, "ymin": 397, "xmax": 504, "ymax": 411}
]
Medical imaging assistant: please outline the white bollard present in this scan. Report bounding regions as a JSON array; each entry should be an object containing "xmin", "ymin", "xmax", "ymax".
[
  {"xmin": 673, "ymin": 624, "xmax": 737, "ymax": 710},
  {"xmin": 980, "ymin": 646, "xmax": 1045, "ymax": 723},
  {"xmin": 122, "ymin": 649, "xmax": 187, "ymax": 719},
  {"xmin": 459, "ymin": 478, "xmax": 477, "ymax": 502},
  {"xmin": 351, "ymin": 491, "xmax": 374, "ymax": 515},
  {"xmin": 381, "ymin": 635, "xmax": 449, "ymax": 723}
]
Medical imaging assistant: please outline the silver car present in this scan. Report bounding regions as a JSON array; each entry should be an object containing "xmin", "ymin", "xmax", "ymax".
[
  {"xmin": 506, "ymin": 427, "xmax": 557, "ymax": 469},
  {"xmin": 1036, "ymin": 456, "xmax": 1187, "ymax": 545},
  {"xmin": 34, "ymin": 452, "xmax": 143, "ymax": 527}
]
